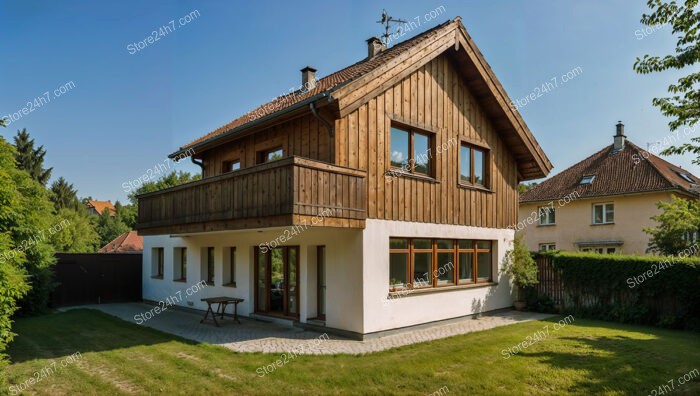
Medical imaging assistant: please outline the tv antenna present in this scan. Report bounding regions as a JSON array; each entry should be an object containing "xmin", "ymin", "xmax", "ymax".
[{"xmin": 377, "ymin": 9, "xmax": 407, "ymax": 46}]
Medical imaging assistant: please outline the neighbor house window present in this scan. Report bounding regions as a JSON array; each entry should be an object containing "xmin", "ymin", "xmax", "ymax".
[
  {"xmin": 223, "ymin": 160, "xmax": 240, "ymax": 172},
  {"xmin": 460, "ymin": 143, "xmax": 488, "ymax": 186},
  {"xmin": 389, "ymin": 238, "xmax": 492, "ymax": 292},
  {"xmin": 389, "ymin": 125, "xmax": 432, "ymax": 176},
  {"xmin": 592, "ymin": 203, "xmax": 614, "ymax": 224},
  {"xmin": 539, "ymin": 243, "xmax": 556, "ymax": 251},
  {"xmin": 538, "ymin": 206, "xmax": 555, "ymax": 226},
  {"xmin": 223, "ymin": 247, "xmax": 236, "ymax": 287},
  {"xmin": 581, "ymin": 246, "xmax": 617, "ymax": 254},
  {"xmin": 152, "ymin": 247, "xmax": 164, "ymax": 278},
  {"xmin": 174, "ymin": 247, "xmax": 187, "ymax": 281},
  {"xmin": 201, "ymin": 247, "xmax": 215, "ymax": 285},
  {"xmin": 258, "ymin": 147, "xmax": 283, "ymax": 163}
]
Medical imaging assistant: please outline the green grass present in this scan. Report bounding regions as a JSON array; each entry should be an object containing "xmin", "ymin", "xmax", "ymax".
[{"xmin": 4, "ymin": 309, "xmax": 700, "ymax": 395}]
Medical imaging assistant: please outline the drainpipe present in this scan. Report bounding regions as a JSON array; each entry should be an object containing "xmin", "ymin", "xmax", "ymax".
[
  {"xmin": 191, "ymin": 156, "xmax": 204, "ymax": 177},
  {"xmin": 310, "ymin": 101, "xmax": 335, "ymax": 162}
]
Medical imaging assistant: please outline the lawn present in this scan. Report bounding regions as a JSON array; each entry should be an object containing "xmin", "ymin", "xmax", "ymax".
[{"xmin": 4, "ymin": 309, "xmax": 700, "ymax": 395}]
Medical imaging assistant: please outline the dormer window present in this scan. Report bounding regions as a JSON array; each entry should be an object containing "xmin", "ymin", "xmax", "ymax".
[
  {"xmin": 675, "ymin": 170, "xmax": 694, "ymax": 183},
  {"xmin": 580, "ymin": 175, "xmax": 595, "ymax": 185}
]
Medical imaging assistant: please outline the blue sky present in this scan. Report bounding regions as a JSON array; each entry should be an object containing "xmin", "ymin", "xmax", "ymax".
[{"xmin": 1, "ymin": 1, "xmax": 695, "ymax": 202}]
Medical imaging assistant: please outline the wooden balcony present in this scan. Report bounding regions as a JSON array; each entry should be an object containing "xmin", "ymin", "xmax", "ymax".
[{"xmin": 135, "ymin": 157, "xmax": 367, "ymax": 235}]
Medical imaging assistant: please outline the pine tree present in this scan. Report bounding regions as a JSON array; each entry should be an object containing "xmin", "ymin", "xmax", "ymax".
[
  {"xmin": 12, "ymin": 129, "xmax": 53, "ymax": 185},
  {"xmin": 49, "ymin": 177, "xmax": 79, "ymax": 211}
]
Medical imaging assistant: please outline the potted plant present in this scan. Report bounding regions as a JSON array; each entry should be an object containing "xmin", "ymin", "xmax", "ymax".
[
  {"xmin": 389, "ymin": 279, "xmax": 401, "ymax": 293},
  {"xmin": 502, "ymin": 235, "xmax": 539, "ymax": 310}
]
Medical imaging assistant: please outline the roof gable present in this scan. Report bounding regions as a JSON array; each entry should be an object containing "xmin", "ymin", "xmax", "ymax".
[
  {"xmin": 520, "ymin": 141, "xmax": 700, "ymax": 203},
  {"xmin": 173, "ymin": 17, "xmax": 552, "ymax": 180},
  {"xmin": 99, "ymin": 231, "xmax": 143, "ymax": 253}
]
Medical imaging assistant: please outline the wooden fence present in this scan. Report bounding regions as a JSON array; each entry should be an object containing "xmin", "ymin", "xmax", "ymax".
[
  {"xmin": 532, "ymin": 254, "xmax": 565, "ymax": 305},
  {"xmin": 51, "ymin": 253, "xmax": 142, "ymax": 307}
]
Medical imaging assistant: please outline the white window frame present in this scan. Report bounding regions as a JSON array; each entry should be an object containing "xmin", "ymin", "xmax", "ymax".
[
  {"xmin": 539, "ymin": 243, "xmax": 556, "ymax": 251},
  {"xmin": 538, "ymin": 206, "xmax": 556, "ymax": 226},
  {"xmin": 592, "ymin": 203, "xmax": 614, "ymax": 225}
]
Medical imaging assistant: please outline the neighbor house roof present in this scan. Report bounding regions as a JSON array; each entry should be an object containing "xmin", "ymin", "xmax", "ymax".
[
  {"xmin": 99, "ymin": 231, "xmax": 143, "ymax": 253},
  {"xmin": 170, "ymin": 17, "xmax": 552, "ymax": 180},
  {"xmin": 520, "ymin": 141, "xmax": 700, "ymax": 203},
  {"xmin": 87, "ymin": 200, "xmax": 116, "ymax": 216}
]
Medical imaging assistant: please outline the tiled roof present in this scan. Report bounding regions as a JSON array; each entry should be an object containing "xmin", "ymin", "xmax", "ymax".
[
  {"xmin": 181, "ymin": 20, "xmax": 452, "ymax": 150},
  {"xmin": 87, "ymin": 200, "xmax": 116, "ymax": 215},
  {"xmin": 99, "ymin": 231, "xmax": 143, "ymax": 253},
  {"xmin": 520, "ymin": 140, "xmax": 700, "ymax": 203}
]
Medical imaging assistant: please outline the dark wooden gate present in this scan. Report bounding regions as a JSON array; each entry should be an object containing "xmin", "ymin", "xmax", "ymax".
[
  {"xmin": 51, "ymin": 253, "xmax": 142, "ymax": 307},
  {"xmin": 533, "ymin": 255, "xmax": 565, "ymax": 305}
]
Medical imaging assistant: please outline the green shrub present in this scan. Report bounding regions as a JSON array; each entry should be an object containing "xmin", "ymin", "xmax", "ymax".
[{"xmin": 550, "ymin": 252, "xmax": 700, "ymax": 330}]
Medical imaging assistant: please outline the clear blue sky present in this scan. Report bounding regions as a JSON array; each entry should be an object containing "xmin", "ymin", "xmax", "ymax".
[{"xmin": 1, "ymin": 1, "xmax": 695, "ymax": 202}]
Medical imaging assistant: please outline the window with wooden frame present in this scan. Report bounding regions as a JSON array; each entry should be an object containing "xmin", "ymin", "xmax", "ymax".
[
  {"xmin": 459, "ymin": 142, "xmax": 489, "ymax": 187},
  {"xmin": 152, "ymin": 247, "xmax": 164, "ymax": 278},
  {"xmin": 222, "ymin": 159, "xmax": 240, "ymax": 173},
  {"xmin": 389, "ymin": 238, "xmax": 493, "ymax": 292},
  {"xmin": 173, "ymin": 247, "xmax": 187, "ymax": 281},
  {"xmin": 389, "ymin": 125, "xmax": 433, "ymax": 176},
  {"xmin": 201, "ymin": 247, "xmax": 215, "ymax": 285},
  {"xmin": 257, "ymin": 147, "xmax": 283, "ymax": 164}
]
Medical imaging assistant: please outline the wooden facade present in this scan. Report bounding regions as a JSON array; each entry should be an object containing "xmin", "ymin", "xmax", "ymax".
[{"xmin": 136, "ymin": 19, "xmax": 549, "ymax": 235}]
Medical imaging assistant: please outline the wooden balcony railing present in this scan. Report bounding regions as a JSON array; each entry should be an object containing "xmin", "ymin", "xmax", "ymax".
[{"xmin": 135, "ymin": 157, "xmax": 367, "ymax": 235}]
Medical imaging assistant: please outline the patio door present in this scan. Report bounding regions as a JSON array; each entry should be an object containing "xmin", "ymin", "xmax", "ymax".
[{"xmin": 254, "ymin": 246, "xmax": 299, "ymax": 318}]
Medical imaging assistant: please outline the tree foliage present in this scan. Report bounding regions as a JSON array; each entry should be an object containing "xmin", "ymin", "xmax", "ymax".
[
  {"xmin": 644, "ymin": 195, "xmax": 700, "ymax": 255},
  {"xmin": 12, "ymin": 128, "xmax": 53, "ymax": 185},
  {"xmin": 50, "ymin": 209, "xmax": 100, "ymax": 253},
  {"xmin": 50, "ymin": 177, "xmax": 80, "ymax": 211},
  {"xmin": 127, "ymin": 170, "xmax": 201, "ymax": 205},
  {"xmin": 95, "ymin": 209, "xmax": 130, "ymax": 247},
  {"xmin": 502, "ymin": 234, "xmax": 539, "ymax": 300},
  {"xmin": 634, "ymin": 0, "xmax": 700, "ymax": 162}
]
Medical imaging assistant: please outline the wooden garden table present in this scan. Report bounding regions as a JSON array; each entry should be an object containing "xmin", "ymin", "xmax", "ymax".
[{"xmin": 200, "ymin": 297, "xmax": 244, "ymax": 326}]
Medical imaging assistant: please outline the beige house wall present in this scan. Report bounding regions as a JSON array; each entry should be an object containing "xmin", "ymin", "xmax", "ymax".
[{"xmin": 518, "ymin": 191, "xmax": 678, "ymax": 255}]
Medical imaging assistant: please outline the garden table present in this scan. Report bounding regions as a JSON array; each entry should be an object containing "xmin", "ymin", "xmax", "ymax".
[{"xmin": 200, "ymin": 296, "xmax": 244, "ymax": 326}]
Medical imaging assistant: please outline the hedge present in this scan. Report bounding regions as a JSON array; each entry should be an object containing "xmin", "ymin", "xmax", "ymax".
[{"xmin": 548, "ymin": 252, "xmax": 700, "ymax": 331}]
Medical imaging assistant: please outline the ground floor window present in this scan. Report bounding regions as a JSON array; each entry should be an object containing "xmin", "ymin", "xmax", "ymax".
[
  {"xmin": 581, "ymin": 246, "xmax": 617, "ymax": 254},
  {"xmin": 151, "ymin": 247, "xmax": 164, "ymax": 278},
  {"xmin": 201, "ymin": 247, "xmax": 215, "ymax": 285},
  {"xmin": 389, "ymin": 238, "xmax": 493, "ymax": 291},
  {"xmin": 539, "ymin": 243, "xmax": 556, "ymax": 251}
]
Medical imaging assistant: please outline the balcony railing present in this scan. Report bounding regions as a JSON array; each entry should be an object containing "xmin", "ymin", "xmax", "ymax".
[{"xmin": 135, "ymin": 157, "xmax": 367, "ymax": 235}]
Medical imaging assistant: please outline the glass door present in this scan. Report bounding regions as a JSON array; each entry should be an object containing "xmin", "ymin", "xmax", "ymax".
[
  {"xmin": 317, "ymin": 246, "xmax": 326, "ymax": 320},
  {"xmin": 254, "ymin": 246, "xmax": 299, "ymax": 318}
]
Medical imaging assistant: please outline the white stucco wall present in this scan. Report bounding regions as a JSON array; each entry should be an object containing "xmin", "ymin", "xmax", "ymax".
[
  {"xmin": 361, "ymin": 219, "xmax": 515, "ymax": 334},
  {"xmin": 141, "ymin": 226, "xmax": 364, "ymax": 332}
]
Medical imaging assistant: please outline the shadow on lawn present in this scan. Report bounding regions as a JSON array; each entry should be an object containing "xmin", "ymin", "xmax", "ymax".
[
  {"xmin": 8, "ymin": 309, "xmax": 197, "ymax": 363},
  {"xmin": 518, "ymin": 323, "xmax": 700, "ymax": 394}
]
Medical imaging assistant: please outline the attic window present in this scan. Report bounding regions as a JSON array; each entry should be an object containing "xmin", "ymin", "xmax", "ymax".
[
  {"xmin": 676, "ymin": 171, "xmax": 694, "ymax": 183},
  {"xmin": 580, "ymin": 175, "xmax": 595, "ymax": 185}
]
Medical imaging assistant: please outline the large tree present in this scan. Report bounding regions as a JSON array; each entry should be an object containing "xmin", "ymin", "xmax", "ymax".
[
  {"xmin": 95, "ymin": 209, "xmax": 130, "ymax": 247},
  {"xmin": 634, "ymin": 0, "xmax": 700, "ymax": 162},
  {"xmin": 50, "ymin": 208, "xmax": 100, "ymax": 253},
  {"xmin": 13, "ymin": 128, "xmax": 53, "ymax": 185}
]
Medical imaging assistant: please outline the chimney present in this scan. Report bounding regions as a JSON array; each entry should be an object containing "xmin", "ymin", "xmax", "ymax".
[
  {"xmin": 366, "ymin": 37, "xmax": 386, "ymax": 58},
  {"xmin": 614, "ymin": 121, "xmax": 626, "ymax": 151},
  {"xmin": 301, "ymin": 66, "xmax": 317, "ymax": 91}
]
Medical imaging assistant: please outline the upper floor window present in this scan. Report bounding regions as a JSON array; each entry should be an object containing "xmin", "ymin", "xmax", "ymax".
[
  {"xmin": 389, "ymin": 125, "xmax": 432, "ymax": 176},
  {"xmin": 592, "ymin": 203, "xmax": 614, "ymax": 225},
  {"xmin": 223, "ymin": 160, "xmax": 240, "ymax": 172},
  {"xmin": 538, "ymin": 206, "xmax": 555, "ymax": 226},
  {"xmin": 460, "ymin": 143, "xmax": 488, "ymax": 187},
  {"xmin": 258, "ymin": 148, "xmax": 283, "ymax": 164}
]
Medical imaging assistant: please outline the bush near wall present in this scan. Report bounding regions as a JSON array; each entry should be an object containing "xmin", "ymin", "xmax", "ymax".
[{"xmin": 549, "ymin": 252, "xmax": 700, "ymax": 331}]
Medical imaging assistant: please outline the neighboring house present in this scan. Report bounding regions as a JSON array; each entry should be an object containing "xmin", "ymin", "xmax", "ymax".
[
  {"xmin": 86, "ymin": 200, "xmax": 116, "ymax": 216},
  {"xmin": 519, "ymin": 122, "xmax": 700, "ymax": 255},
  {"xmin": 135, "ymin": 17, "xmax": 551, "ymax": 338},
  {"xmin": 99, "ymin": 231, "xmax": 143, "ymax": 254}
]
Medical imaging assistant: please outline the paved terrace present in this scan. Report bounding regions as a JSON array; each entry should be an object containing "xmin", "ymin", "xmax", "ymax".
[{"xmin": 66, "ymin": 303, "xmax": 554, "ymax": 355}]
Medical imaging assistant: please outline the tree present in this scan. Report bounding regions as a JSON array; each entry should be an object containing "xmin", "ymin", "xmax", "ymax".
[
  {"xmin": 127, "ymin": 170, "xmax": 201, "ymax": 205},
  {"xmin": 634, "ymin": 0, "xmax": 700, "ymax": 162},
  {"xmin": 644, "ymin": 195, "xmax": 700, "ymax": 255},
  {"xmin": 50, "ymin": 177, "xmax": 80, "ymax": 211},
  {"xmin": 95, "ymin": 209, "xmax": 130, "ymax": 247},
  {"xmin": 115, "ymin": 200, "xmax": 137, "ymax": 229},
  {"xmin": 50, "ymin": 209, "xmax": 100, "ymax": 253},
  {"xmin": 12, "ymin": 128, "xmax": 53, "ymax": 185},
  {"xmin": 0, "ymin": 136, "xmax": 56, "ymax": 315}
]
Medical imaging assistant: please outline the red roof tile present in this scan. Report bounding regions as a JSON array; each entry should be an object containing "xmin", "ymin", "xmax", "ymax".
[
  {"xmin": 87, "ymin": 200, "xmax": 116, "ymax": 216},
  {"xmin": 520, "ymin": 141, "xmax": 700, "ymax": 203},
  {"xmin": 99, "ymin": 231, "xmax": 143, "ymax": 254}
]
